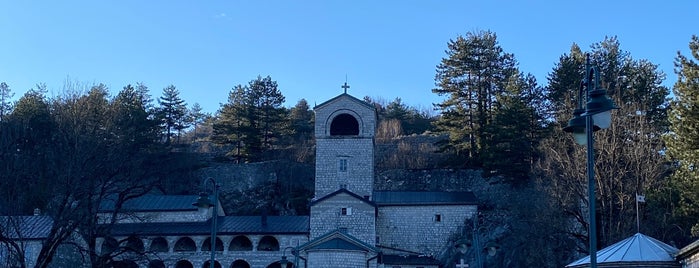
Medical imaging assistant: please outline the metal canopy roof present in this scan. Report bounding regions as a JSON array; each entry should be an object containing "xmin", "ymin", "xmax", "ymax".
[{"xmin": 567, "ymin": 233, "xmax": 679, "ymax": 267}]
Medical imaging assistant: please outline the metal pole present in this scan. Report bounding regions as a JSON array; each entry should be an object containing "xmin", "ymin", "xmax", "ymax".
[
  {"xmin": 209, "ymin": 179, "xmax": 218, "ymax": 268},
  {"xmin": 585, "ymin": 59, "xmax": 597, "ymax": 268}
]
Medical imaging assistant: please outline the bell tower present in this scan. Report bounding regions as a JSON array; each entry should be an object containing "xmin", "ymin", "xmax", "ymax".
[{"xmin": 313, "ymin": 90, "xmax": 376, "ymax": 199}]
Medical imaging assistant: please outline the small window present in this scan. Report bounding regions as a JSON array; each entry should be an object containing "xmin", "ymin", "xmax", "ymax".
[
  {"xmin": 341, "ymin": 207, "xmax": 352, "ymax": 215},
  {"xmin": 434, "ymin": 214, "xmax": 442, "ymax": 222},
  {"xmin": 339, "ymin": 159, "xmax": 348, "ymax": 172}
]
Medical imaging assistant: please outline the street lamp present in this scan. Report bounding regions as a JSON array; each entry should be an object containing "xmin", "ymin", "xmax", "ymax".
[
  {"xmin": 563, "ymin": 54, "xmax": 618, "ymax": 268},
  {"xmin": 279, "ymin": 246, "xmax": 298, "ymax": 268},
  {"xmin": 193, "ymin": 178, "xmax": 220, "ymax": 268},
  {"xmin": 453, "ymin": 216, "xmax": 501, "ymax": 268}
]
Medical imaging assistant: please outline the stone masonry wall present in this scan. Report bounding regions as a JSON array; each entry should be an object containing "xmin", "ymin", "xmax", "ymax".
[
  {"xmin": 315, "ymin": 138, "xmax": 374, "ymax": 198},
  {"xmin": 310, "ymin": 193, "xmax": 376, "ymax": 245},
  {"xmin": 307, "ymin": 250, "xmax": 376, "ymax": 268},
  {"xmin": 376, "ymin": 204, "xmax": 477, "ymax": 256}
]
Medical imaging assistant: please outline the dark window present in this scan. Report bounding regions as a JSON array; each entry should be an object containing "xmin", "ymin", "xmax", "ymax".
[
  {"xmin": 434, "ymin": 214, "xmax": 442, "ymax": 222},
  {"xmin": 149, "ymin": 237, "xmax": 168, "ymax": 252},
  {"xmin": 330, "ymin": 114, "xmax": 359, "ymax": 135},
  {"xmin": 339, "ymin": 159, "xmax": 348, "ymax": 172},
  {"xmin": 341, "ymin": 207, "xmax": 352, "ymax": 215}
]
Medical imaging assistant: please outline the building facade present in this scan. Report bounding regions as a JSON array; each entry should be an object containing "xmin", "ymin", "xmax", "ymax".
[{"xmin": 2, "ymin": 91, "xmax": 478, "ymax": 268}]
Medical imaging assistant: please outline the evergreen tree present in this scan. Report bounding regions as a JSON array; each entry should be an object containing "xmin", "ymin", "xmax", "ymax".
[
  {"xmin": 665, "ymin": 35, "xmax": 699, "ymax": 236},
  {"xmin": 157, "ymin": 85, "xmax": 188, "ymax": 144},
  {"xmin": 482, "ymin": 72, "xmax": 547, "ymax": 185},
  {"xmin": 432, "ymin": 30, "xmax": 517, "ymax": 167},
  {"xmin": 213, "ymin": 76, "xmax": 287, "ymax": 162},
  {"xmin": 0, "ymin": 82, "xmax": 13, "ymax": 122},
  {"xmin": 188, "ymin": 102, "xmax": 208, "ymax": 141}
]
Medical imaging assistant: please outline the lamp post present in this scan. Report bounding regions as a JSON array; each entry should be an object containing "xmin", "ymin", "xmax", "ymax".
[
  {"xmin": 563, "ymin": 54, "xmax": 618, "ymax": 268},
  {"xmin": 453, "ymin": 215, "xmax": 501, "ymax": 268},
  {"xmin": 193, "ymin": 178, "xmax": 219, "ymax": 268},
  {"xmin": 279, "ymin": 246, "xmax": 298, "ymax": 268}
]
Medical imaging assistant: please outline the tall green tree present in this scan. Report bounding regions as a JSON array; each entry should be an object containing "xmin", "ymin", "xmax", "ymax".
[
  {"xmin": 432, "ymin": 30, "xmax": 517, "ymax": 167},
  {"xmin": 0, "ymin": 82, "xmax": 13, "ymax": 122},
  {"xmin": 482, "ymin": 72, "xmax": 548, "ymax": 185},
  {"xmin": 665, "ymin": 35, "xmax": 699, "ymax": 236},
  {"xmin": 213, "ymin": 76, "xmax": 287, "ymax": 162},
  {"xmin": 157, "ymin": 85, "xmax": 188, "ymax": 144}
]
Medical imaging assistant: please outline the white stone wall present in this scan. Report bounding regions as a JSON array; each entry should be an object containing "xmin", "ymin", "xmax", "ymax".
[
  {"xmin": 376, "ymin": 205, "xmax": 477, "ymax": 255},
  {"xmin": 307, "ymin": 250, "xmax": 377, "ymax": 268},
  {"xmin": 310, "ymin": 193, "xmax": 376, "ymax": 245},
  {"xmin": 315, "ymin": 138, "xmax": 374, "ymax": 198}
]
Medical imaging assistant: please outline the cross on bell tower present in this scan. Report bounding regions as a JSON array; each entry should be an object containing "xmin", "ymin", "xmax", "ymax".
[{"xmin": 341, "ymin": 82, "xmax": 350, "ymax": 94}]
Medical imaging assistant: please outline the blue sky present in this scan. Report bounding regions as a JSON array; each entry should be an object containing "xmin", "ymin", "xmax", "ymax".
[{"xmin": 1, "ymin": 1, "xmax": 697, "ymax": 114}]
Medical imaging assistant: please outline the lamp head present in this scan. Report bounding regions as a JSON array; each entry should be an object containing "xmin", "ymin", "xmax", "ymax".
[
  {"xmin": 454, "ymin": 238, "xmax": 471, "ymax": 254},
  {"xmin": 563, "ymin": 108, "xmax": 599, "ymax": 145},
  {"xmin": 279, "ymin": 256, "xmax": 289, "ymax": 266},
  {"xmin": 581, "ymin": 88, "xmax": 618, "ymax": 129}
]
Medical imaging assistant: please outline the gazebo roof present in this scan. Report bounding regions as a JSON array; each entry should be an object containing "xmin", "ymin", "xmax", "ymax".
[{"xmin": 567, "ymin": 233, "xmax": 679, "ymax": 267}]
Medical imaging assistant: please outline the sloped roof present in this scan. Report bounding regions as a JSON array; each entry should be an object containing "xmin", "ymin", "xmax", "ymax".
[
  {"xmin": 99, "ymin": 194, "xmax": 200, "ymax": 212},
  {"xmin": 677, "ymin": 238, "xmax": 699, "ymax": 260},
  {"xmin": 566, "ymin": 233, "xmax": 680, "ymax": 267},
  {"xmin": 108, "ymin": 216, "xmax": 309, "ymax": 236},
  {"xmin": 310, "ymin": 188, "xmax": 376, "ymax": 207},
  {"xmin": 313, "ymin": 93, "xmax": 375, "ymax": 111},
  {"xmin": 373, "ymin": 191, "xmax": 477, "ymax": 206},
  {"xmin": 382, "ymin": 254, "xmax": 441, "ymax": 265},
  {"xmin": 0, "ymin": 216, "xmax": 53, "ymax": 240}
]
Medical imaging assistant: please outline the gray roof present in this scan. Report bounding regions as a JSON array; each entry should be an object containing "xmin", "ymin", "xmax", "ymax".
[
  {"xmin": 0, "ymin": 216, "xmax": 53, "ymax": 240},
  {"xmin": 677, "ymin": 238, "xmax": 699, "ymax": 259},
  {"xmin": 382, "ymin": 254, "xmax": 441, "ymax": 265},
  {"xmin": 567, "ymin": 233, "xmax": 680, "ymax": 267},
  {"xmin": 108, "ymin": 216, "xmax": 308, "ymax": 236},
  {"xmin": 373, "ymin": 191, "xmax": 477, "ymax": 206},
  {"xmin": 298, "ymin": 229, "xmax": 378, "ymax": 253},
  {"xmin": 313, "ymin": 93, "xmax": 375, "ymax": 111},
  {"xmin": 99, "ymin": 194, "xmax": 199, "ymax": 212}
]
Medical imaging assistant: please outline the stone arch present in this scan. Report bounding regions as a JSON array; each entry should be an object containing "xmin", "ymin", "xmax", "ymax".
[
  {"xmin": 202, "ymin": 237, "xmax": 224, "ymax": 252},
  {"xmin": 265, "ymin": 262, "xmax": 293, "ymax": 268},
  {"xmin": 112, "ymin": 260, "xmax": 138, "ymax": 268},
  {"xmin": 231, "ymin": 259, "xmax": 251, "ymax": 268},
  {"xmin": 175, "ymin": 260, "xmax": 194, "ymax": 268},
  {"xmin": 101, "ymin": 237, "xmax": 118, "ymax": 256},
  {"xmin": 257, "ymin": 236, "xmax": 280, "ymax": 251},
  {"xmin": 229, "ymin": 235, "xmax": 253, "ymax": 251},
  {"xmin": 330, "ymin": 113, "xmax": 359, "ymax": 136},
  {"xmin": 202, "ymin": 260, "xmax": 222, "ymax": 268},
  {"xmin": 123, "ymin": 235, "xmax": 144, "ymax": 253},
  {"xmin": 174, "ymin": 237, "xmax": 196, "ymax": 252},
  {"xmin": 149, "ymin": 237, "xmax": 169, "ymax": 252},
  {"xmin": 148, "ymin": 260, "xmax": 166, "ymax": 268}
]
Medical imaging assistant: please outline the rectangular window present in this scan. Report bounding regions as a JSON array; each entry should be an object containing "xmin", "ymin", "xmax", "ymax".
[
  {"xmin": 434, "ymin": 214, "xmax": 442, "ymax": 222},
  {"xmin": 341, "ymin": 207, "xmax": 352, "ymax": 215},
  {"xmin": 339, "ymin": 159, "xmax": 348, "ymax": 172}
]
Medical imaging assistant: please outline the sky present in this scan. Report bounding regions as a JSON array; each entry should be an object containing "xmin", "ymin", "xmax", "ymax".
[{"xmin": 1, "ymin": 1, "xmax": 697, "ymax": 114}]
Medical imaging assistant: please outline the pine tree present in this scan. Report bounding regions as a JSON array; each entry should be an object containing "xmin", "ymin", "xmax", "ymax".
[
  {"xmin": 212, "ymin": 76, "xmax": 287, "ymax": 162},
  {"xmin": 482, "ymin": 72, "xmax": 547, "ymax": 185},
  {"xmin": 157, "ymin": 85, "xmax": 188, "ymax": 144},
  {"xmin": 665, "ymin": 35, "xmax": 699, "ymax": 235},
  {"xmin": 432, "ymin": 30, "xmax": 517, "ymax": 167},
  {"xmin": 0, "ymin": 82, "xmax": 13, "ymax": 122}
]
